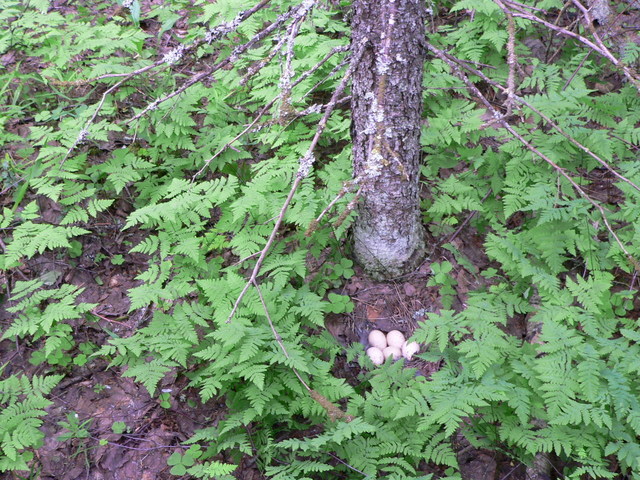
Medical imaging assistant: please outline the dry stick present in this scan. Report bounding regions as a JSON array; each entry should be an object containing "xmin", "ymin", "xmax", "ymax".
[
  {"xmin": 333, "ymin": 189, "xmax": 362, "ymax": 229},
  {"xmin": 99, "ymin": 0, "xmax": 272, "ymax": 85},
  {"xmin": 299, "ymin": 45, "xmax": 351, "ymax": 87},
  {"xmin": 512, "ymin": 96, "xmax": 640, "ymax": 193},
  {"xmin": 225, "ymin": 39, "xmax": 367, "ymax": 324},
  {"xmin": 305, "ymin": 182, "xmax": 359, "ymax": 236},
  {"xmin": 426, "ymin": 43, "xmax": 640, "ymax": 272},
  {"xmin": 46, "ymin": 61, "xmax": 160, "ymax": 87},
  {"xmin": 562, "ymin": 50, "xmax": 592, "ymax": 91},
  {"xmin": 572, "ymin": 0, "xmax": 638, "ymax": 66},
  {"xmin": 252, "ymin": 278, "xmax": 354, "ymax": 423},
  {"xmin": 240, "ymin": 32, "xmax": 288, "ymax": 87},
  {"xmin": 193, "ymin": 46, "xmax": 349, "ymax": 179},
  {"xmin": 278, "ymin": 13, "xmax": 304, "ymax": 120},
  {"xmin": 503, "ymin": 0, "xmax": 640, "ymax": 91},
  {"xmin": 300, "ymin": 54, "xmax": 351, "ymax": 100},
  {"xmin": 129, "ymin": 0, "xmax": 316, "ymax": 123},
  {"xmin": 443, "ymin": 188, "xmax": 493, "ymax": 246},
  {"xmin": 544, "ymin": 1, "xmax": 574, "ymax": 64},
  {"xmin": 494, "ymin": 0, "xmax": 517, "ymax": 115},
  {"xmin": 192, "ymin": 97, "xmax": 279, "ymax": 180},
  {"xmin": 55, "ymin": 0, "xmax": 272, "ymax": 163},
  {"xmin": 251, "ymin": 279, "xmax": 310, "ymax": 391},
  {"xmin": 501, "ymin": 0, "xmax": 548, "ymax": 13},
  {"xmin": 437, "ymin": 48, "xmax": 640, "ymax": 194},
  {"xmin": 326, "ymin": 452, "xmax": 370, "ymax": 477},
  {"xmin": 61, "ymin": 77, "xmax": 129, "ymax": 164}
]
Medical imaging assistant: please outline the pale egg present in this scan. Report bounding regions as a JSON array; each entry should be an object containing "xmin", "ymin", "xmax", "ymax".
[
  {"xmin": 402, "ymin": 341, "xmax": 420, "ymax": 360},
  {"xmin": 366, "ymin": 347, "xmax": 385, "ymax": 365},
  {"xmin": 383, "ymin": 346, "xmax": 402, "ymax": 360},
  {"xmin": 386, "ymin": 330, "xmax": 406, "ymax": 348},
  {"xmin": 368, "ymin": 329, "xmax": 387, "ymax": 350}
]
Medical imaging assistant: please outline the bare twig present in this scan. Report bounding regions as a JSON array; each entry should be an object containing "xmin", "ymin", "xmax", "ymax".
[
  {"xmin": 300, "ymin": 54, "xmax": 351, "ymax": 100},
  {"xmin": 426, "ymin": 42, "xmax": 640, "ymax": 272},
  {"xmin": 437, "ymin": 48, "xmax": 640, "ymax": 195},
  {"xmin": 305, "ymin": 181, "xmax": 358, "ymax": 236},
  {"xmin": 511, "ymin": 96, "xmax": 640, "ymax": 194},
  {"xmin": 562, "ymin": 50, "xmax": 592, "ymax": 90},
  {"xmin": 60, "ymin": 77, "xmax": 128, "ymax": 164},
  {"xmin": 129, "ymin": 0, "xmax": 317, "ymax": 123},
  {"xmin": 494, "ymin": 0, "xmax": 517, "ymax": 114},
  {"xmin": 251, "ymin": 279, "xmax": 310, "ymax": 391},
  {"xmin": 277, "ymin": 11, "xmax": 305, "ymax": 122},
  {"xmin": 326, "ymin": 452, "xmax": 370, "ymax": 477},
  {"xmin": 252, "ymin": 278, "xmax": 354, "ymax": 422},
  {"xmin": 442, "ymin": 188, "xmax": 493, "ymax": 246},
  {"xmin": 55, "ymin": 0, "xmax": 272, "ymax": 163},
  {"xmin": 225, "ymin": 38, "xmax": 367, "ymax": 324},
  {"xmin": 503, "ymin": 0, "xmax": 640, "ymax": 91},
  {"xmin": 240, "ymin": 33, "xmax": 287, "ymax": 87},
  {"xmin": 193, "ymin": 29, "xmax": 350, "ymax": 179}
]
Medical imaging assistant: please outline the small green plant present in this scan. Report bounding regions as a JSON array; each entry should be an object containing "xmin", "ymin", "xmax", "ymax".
[
  {"xmin": 57, "ymin": 412, "xmax": 92, "ymax": 442},
  {"xmin": 111, "ymin": 421, "xmax": 128, "ymax": 435},
  {"xmin": 110, "ymin": 254, "xmax": 125, "ymax": 265},
  {"xmin": 325, "ymin": 292, "xmax": 355, "ymax": 314},
  {"xmin": 167, "ymin": 446, "xmax": 202, "ymax": 476},
  {"xmin": 28, "ymin": 337, "xmax": 73, "ymax": 367},
  {"xmin": 73, "ymin": 342, "xmax": 98, "ymax": 367},
  {"xmin": 158, "ymin": 392, "xmax": 172, "ymax": 409},
  {"xmin": 92, "ymin": 384, "xmax": 107, "ymax": 394},
  {"xmin": 427, "ymin": 261, "xmax": 457, "ymax": 309},
  {"xmin": 67, "ymin": 240, "xmax": 83, "ymax": 259},
  {"xmin": 57, "ymin": 412, "xmax": 95, "ymax": 471},
  {"xmin": 329, "ymin": 258, "xmax": 355, "ymax": 282},
  {"xmin": 167, "ymin": 445, "xmax": 236, "ymax": 479}
]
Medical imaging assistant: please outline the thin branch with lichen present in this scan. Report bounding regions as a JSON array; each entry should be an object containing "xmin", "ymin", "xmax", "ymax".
[
  {"xmin": 502, "ymin": 0, "xmax": 640, "ymax": 91},
  {"xmin": 437, "ymin": 45, "xmax": 640, "ymax": 195},
  {"xmin": 225, "ymin": 38, "xmax": 367, "ymax": 325},
  {"xmin": 427, "ymin": 41, "xmax": 640, "ymax": 273},
  {"xmin": 128, "ymin": 0, "xmax": 317, "ymax": 123}
]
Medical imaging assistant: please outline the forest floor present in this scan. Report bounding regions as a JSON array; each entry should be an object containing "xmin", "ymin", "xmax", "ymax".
[
  {"xmin": 1, "ymin": 1, "xmax": 613, "ymax": 478},
  {"xmin": 0, "ymin": 189, "xmax": 531, "ymax": 479}
]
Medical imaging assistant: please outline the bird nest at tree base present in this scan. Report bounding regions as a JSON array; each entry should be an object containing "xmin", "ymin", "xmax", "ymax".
[{"xmin": 324, "ymin": 260, "xmax": 443, "ymax": 377}]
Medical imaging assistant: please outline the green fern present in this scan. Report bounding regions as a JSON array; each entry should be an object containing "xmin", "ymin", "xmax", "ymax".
[{"xmin": 0, "ymin": 373, "xmax": 63, "ymax": 472}]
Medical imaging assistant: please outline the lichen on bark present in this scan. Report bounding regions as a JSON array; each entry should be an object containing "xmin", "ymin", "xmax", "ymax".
[{"xmin": 351, "ymin": 0, "xmax": 426, "ymax": 279}]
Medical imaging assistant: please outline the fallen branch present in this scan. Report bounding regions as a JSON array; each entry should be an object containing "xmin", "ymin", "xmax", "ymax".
[
  {"xmin": 225, "ymin": 38, "xmax": 367, "ymax": 324},
  {"xmin": 503, "ymin": 0, "xmax": 640, "ymax": 91},
  {"xmin": 427, "ymin": 42, "xmax": 640, "ymax": 273},
  {"xmin": 128, "ymin": 0, "xmax": 317, "ymax": 123},
  {"xmin": 193, "ymin": 44, "xmax": 349, "ymax": 180},
  {"xmin": 438, "ymin": 46, "xmax": 640, "ymax": 195},
  {"xmin": 252, "ymin": 278, "xmax": 354, "ymax": 422}
]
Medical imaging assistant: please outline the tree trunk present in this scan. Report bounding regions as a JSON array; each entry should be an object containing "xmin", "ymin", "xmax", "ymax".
[{"xmin": 351, "ymin": 0, "xmax": 426, "ymax": 280}]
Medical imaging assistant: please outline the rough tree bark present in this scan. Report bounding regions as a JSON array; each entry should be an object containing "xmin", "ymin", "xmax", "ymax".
[{"xmin": 351, "ymin": 0, "xmax": 426, "ymax": 280}]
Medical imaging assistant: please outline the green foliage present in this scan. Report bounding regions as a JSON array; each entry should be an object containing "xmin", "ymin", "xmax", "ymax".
[
  {"xmin": 167, "ymin": 446, "xmax": 206, "ymax": 476},
  {"xmin": 418, "ymin": 0, "xmax": 640, "ymax": 474},
  {"xmin": 325, "ymin": 292, "xmax": 355, "ymax": 314},
  {"xmin": 111, "ymin": 421, "xmax": 128, "ymax": 435},
  {"xmin": 2, "ymin": 280, "xmax": 96, "ymax": 366},
  {"xmin": 427, "ymin": 261, "xmax": 458, "ymax": 309},
  {"xmin": 57, "ymin": 412, "xmax": 92, "ymax": 442},
  {"xmin": 0, "ymin": 373, "xmax": 62, "ymax": 472},
  {"xmin": 2, "ymin": 0, "xmax": 640, "ymax": 477}
]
